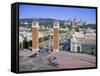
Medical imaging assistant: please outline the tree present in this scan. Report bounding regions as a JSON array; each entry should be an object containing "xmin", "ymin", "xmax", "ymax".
[
  {"xmin": 23, "ymin": 37, "xmax": 28, "ymax": 49},
  {"xmin": 28, "ymin": 40, "xmax": 32, "ymax": 47}
]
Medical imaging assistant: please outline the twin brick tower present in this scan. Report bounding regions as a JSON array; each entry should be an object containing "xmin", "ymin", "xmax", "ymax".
[{"xmin": 32, "ymin": 21, "xmax": 59, "ymax": 54}]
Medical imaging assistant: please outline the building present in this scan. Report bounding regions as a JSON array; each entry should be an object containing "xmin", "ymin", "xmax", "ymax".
[
  {"xmin": 19, "ymin": 31, "xmax": 27, "ymax": 49},
  {"xmin": 70, "ymin": 27, "xmax": 96, "ymax": 55},
  {"xmin": 19, "ymin": 34, "xmax": 24, "ymax": 49}
]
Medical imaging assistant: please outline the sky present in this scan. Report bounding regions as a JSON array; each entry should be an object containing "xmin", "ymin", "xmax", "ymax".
[{"xmin": 19, "ymin": 4, "xmax": 96, "ymax": 24}]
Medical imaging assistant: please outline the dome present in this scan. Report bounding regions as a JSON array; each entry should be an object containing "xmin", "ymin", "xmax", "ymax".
[{"xmin": 84, "ymin": 27, "xmax": 94, "ymax": 34}]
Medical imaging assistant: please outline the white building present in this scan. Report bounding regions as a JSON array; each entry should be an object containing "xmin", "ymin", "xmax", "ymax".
[
  {"xmin": 19, "ymin": 34, "xmax": 24, "ymax": 49},
  {"xmin": 70, "ymin": 28, "xmax": 96, "ymax": 55}
]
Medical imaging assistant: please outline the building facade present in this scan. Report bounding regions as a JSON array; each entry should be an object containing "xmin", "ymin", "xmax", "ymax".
[{"xmin": 70, "ymin": 28, "xmax": 96, "ymax": 55}]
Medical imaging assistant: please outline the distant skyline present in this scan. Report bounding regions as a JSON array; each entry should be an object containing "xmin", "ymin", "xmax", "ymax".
[{"xmin": 19, "ymin": 4, "xmax": 96, "ymax": 24}]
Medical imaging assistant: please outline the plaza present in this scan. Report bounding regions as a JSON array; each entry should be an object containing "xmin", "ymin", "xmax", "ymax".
[
  {"xmin": 19, "ymin": 50, "xmax": 96, "ymax": 71},
  {"xmin": 19, "ymin": 19, "xmax": 96, "ymax": 71}
]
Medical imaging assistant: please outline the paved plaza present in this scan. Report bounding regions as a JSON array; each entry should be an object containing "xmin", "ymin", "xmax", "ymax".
[{"xmin": 19, "ymin": 49, "xmax": 96, "ymax": 71}]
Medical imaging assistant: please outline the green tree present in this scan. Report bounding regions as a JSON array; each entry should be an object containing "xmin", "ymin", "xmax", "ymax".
[{"xmin": 23, "ymin": 37, "xmax": 28, "ymax": 49}]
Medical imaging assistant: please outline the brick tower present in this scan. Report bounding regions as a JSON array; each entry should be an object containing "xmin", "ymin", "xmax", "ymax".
[
  {"xmin": 53, "ymin": 21, "xmax": 59, "ymax": 52},
  {"xmin": 32, "ymin": 22, "xmax": 39, "ymax": 54}
]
